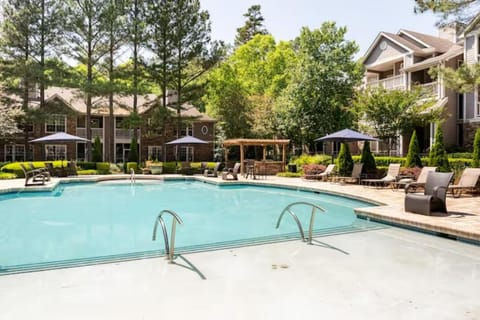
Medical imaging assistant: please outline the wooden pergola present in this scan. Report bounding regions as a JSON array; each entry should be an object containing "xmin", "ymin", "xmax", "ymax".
[{"xmin": 222, "ymin": 138, "xmax": 290, "ymax": 175}]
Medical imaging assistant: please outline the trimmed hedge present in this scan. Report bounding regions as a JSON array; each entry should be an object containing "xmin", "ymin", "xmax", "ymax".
[
  {"xmin": 0, "ymin": 172, "xmax": 16, "ymax": 179},
  {"xmin": 77, "ymin": 161, "xmax": 97, "ymax": 170},
  {"xmin": 126, "ymin": 162, "xmax": 139, "ymax": 173},
  {"xmin": 96, "ymin": 162, "xmax": 111, "ymax": 174},
  {"xmin": 277, "ymin": 172, "xmax": 302, "ymax": 178},
  {"xmin": 77, "ymin": 170, "xmax": 98, "ymax": 175}
]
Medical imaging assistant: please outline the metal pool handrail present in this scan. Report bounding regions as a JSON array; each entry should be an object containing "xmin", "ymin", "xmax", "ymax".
[
  {"xmin": 275, "ymin": 201, "xmax": 326, "ymax": 245},
  {"xmin": 152, "ymin": 210, "xmax": 184, "ymax": 263}
]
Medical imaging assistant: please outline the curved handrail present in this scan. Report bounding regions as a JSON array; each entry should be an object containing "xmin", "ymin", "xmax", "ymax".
[
  {"xmin": 152, "ymin": 210, "xmax": 184, "ymax": 262},
  {"xmin": 275, "ymin": 201, "xmax": 326, "ymax": 244}
]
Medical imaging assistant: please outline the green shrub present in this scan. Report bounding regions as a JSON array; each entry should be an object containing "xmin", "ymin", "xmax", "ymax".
[
  {"xmin": 162, "ymin": 162, "xmax": 178, "ymax": 173},
  {"xmin": 429, "ymin": 126, "xmax": 450, "ymax": 172},
  {"xmin": 126, "ymin": 162, "xmax": 138, "ymax": 173},
  {"xmin": 448, "ymin": 152, "xmax": 473, "ymax": 159},
  {"xmin": 96, "ymin": 162, "xmax": 111, "ymax": 174},
  {"xmin": 473, "ymin": 128, "xmax": 480, "ymax": 167},
  {"xmin": 360, "ymin": 141, "xmax": 376, "ymax": 173},
  {"xmin": 277, "ymin": 172, "xmax": 302, "ymax": 178},
  {"xmin": 128, "ymin": 137, "xmax": 138, "ymax": 163},
  {"xmin": 405, "ymin": 130, "xmax": 422, "ymax": 168},
  {"xmin": 0, "ymin": 172, "xmax": 16, "ymax": 179},
  {"xmin": 77, "ymin": 161, "xmax": 97, "ymax": 170},
  {"xmin": 290, "ymin": 154, "xmax": 332, "ymax": 167},
  {"xmin": 92, "ymin": 136, "xmax": 102, "ymax": 162},
  {"xmin": 336, "ymin": 143, "xmax": 353, "ymax": 176},
  {"xmin": 77, "ymin": 169, "xmax": 98, "ymax": 175}
]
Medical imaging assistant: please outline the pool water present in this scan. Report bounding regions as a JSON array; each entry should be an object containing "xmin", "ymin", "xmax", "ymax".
[{"xmin": 0, "ymin": 181, "xmax": 380, "ymax": 274}]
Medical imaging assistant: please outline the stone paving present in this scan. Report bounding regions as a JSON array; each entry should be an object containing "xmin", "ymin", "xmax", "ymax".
[{"xmin": 1, "ymin": 173, "xmax": 479, "ymax": 242}]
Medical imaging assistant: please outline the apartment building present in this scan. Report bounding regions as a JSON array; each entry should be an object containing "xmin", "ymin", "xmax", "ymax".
[
  {"xmin": 362, "ymin": 17, "xmax": 480, "ymax": 155},
  {"xmin": 0, "ymin": 87, "xmax": 216, "ymax": 163}
]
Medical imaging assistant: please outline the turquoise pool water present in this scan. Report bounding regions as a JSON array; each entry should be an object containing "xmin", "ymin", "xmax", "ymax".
[{"xmin": 0, "ymin": 181, "xmax": 380, "ymax": 274}]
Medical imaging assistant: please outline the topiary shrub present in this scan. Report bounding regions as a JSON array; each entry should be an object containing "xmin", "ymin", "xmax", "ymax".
[
  {"xmin": 96, "ymin": 162, "xmax": 111, "ymax": 174},
  {"xmin": 428, "ymin": 125, "xmax": 450, "ymax": 172},
  {"xmin": 128, "ymin": 137, "xmax": 138, "ymax": 163},
  {"xmin": 360, "ymin": 141, "xmax": 376, "ymax": 173},
  {"xmin": 126, "ymin": 162, "xmax": 138, "ymax": 173},
  {"xmin": 473, "ymin": 128, "xmax": 480, "ymax": 168},
  {"xmin": 92, "ymin": 136, "xmax": 103, "ymax": 162},
  {"xmin": 405, "ymin": 130, "xmax": 422, "ymax": 168},
  {"xmin": 336, "ymin": 143, "xmax": 353, "ymax": 176}
]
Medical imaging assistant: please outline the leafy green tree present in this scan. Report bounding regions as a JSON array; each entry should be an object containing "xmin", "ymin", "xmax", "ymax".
[
  {"xmin": 336, "ymin": 143, "xmax": 353, "ymax": 176},
  {"xmin": 405, "ymin": 130, "xmax": 423, "ymax": 168},
  {"xmin": 128, "ymin": 136, "xmax": 138, "ymax": 162},
  {"xmin": 429, "ymin": 125, "xmax": 450, "ymax": 172},
  {"xmin": 429, "ymin": 64, "xmax": 480, "ymax": 95},
  {"xmin": 234, "ymin": 4, "xmax": 268, "ymax": 47},
  {"xmin": 472, "ymin": 128, "xmax": 480, "ymax": 167},
  {"xmin": 360, "ymin": 141, "xmax": 376, "ymax": 173},
  {"xmin": 355, "ymin": 87, "xmax": 444, "ymax": 155},
  {"xmin": 92, "ymin": 136, "xmax": 103, "ymax": 162},
  {"xmin": 284, "ymin": 23, "xmax": 363, "ymax": 151},
  {"xmin": 205, "ymin": 63, "xmax": 252, "ymax": 138},
  {"xmin": 0, "ymin": 106, "xmax": 24, "ymax": 137},
  {"xmin": 414, "ymin": 0, "xmax": 479, "ymax": 25}
]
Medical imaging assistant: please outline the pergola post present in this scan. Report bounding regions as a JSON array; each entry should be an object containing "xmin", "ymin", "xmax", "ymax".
[
  {"xmin": 282, "ymin": 144, "xmax": 286, "ymax": 172},
  {"xmin": 240, "ymin": 143, "xmax": 245, "ymax": 174},
  {"xmin": 262, "ymin": 146, "xmax": 266, "ymax": 161}
]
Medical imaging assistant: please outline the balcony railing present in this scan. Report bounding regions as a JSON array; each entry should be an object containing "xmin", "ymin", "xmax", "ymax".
[
  {"xmin": 366, "ymin": 75, "xmax": 405, "ymax": 90},
  {"xmin": 115, "ymin": 128, "xmax": 134, "ymax": 140},
  {"xmin": 76, "ymin": 128, "xmax": 104, "ymax": 139},
  {"xmin": 416, "ymin": 81, "xmax": 438, "ymax": 97}
]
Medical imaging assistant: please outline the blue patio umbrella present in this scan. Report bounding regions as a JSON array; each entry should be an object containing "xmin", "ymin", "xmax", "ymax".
[
  {"xmin": 30, "ymin": 132, "xmax": 89, "ymax": 143},
  {"xmin": 315, "ymin": 129, "xmax": 379, "ymax": 143},
  {"xmin": 166, "ymin": 136, "xmax": 208, "ymax": 172},
  {"xmin": 315, "ymin": 129, "xmax": 379, "ymax": 162}
]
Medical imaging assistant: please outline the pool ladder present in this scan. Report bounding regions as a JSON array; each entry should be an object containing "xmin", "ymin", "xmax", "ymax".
[
  {"xmin": 152, "ymin": 210, "xmax": 183, "ymax": 263},
  {"xmin": 130, "ymin": 168, "xmax": 136, "ymax": 184},
  {"xmin": 276, "ymin": 202, "xmax": 326, "ymax": 245}
]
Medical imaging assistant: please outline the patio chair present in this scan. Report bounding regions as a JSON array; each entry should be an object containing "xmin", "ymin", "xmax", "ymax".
[
  {"xmin": 362, "ymin": 163, "xmax": 401, "ymax": 188},
  {"xmin": 317, "ymin": 164, "xmax": 336, "ymax": 181},
  {"xmin": 222, "ymin": 162, "xmax": 241, "ymax": 180},
  {"xmin": 447, "ymin": 168, "xmax": 480, "ymax": 198},
  {"xmin": 403, "ymin": 166, "xmax": 437, "ymax": 193},
  {"xmin": 333, "ymin": 163, "xmax": 363, "ymax": 184},
  {"xmin": 404, "ymin": 171, "xmax": 453, "ymax": 215},
  {"xmin": 20, "ymin": 163, "xmax": 46, "ymax": 186},
  {"xmin": 204, "ymin": 162, "xmax": 221, "ymax": 177},
  {"xmin": 28, "ymin": 162, "xmax": 51, "ymax": 181}
]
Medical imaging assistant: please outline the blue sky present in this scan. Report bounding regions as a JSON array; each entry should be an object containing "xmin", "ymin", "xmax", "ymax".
[{"xmin": 200, "ymin": 0, "xmax": 440, "ymax": 59}]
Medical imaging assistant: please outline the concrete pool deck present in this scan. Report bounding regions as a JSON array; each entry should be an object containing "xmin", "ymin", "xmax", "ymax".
[{"xmin": 0, "ymin": 175, "xmax": 479, "ymax": 319}]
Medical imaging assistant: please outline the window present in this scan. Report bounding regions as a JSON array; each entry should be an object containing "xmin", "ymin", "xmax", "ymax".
[
  {"xmin": 457, "ymin": 93, "xmax": 464, "ymax": 119},
  {"xmin": 148, "ymin": 145, "xmax": 162, "ymax": 161},
  {"xmin": 77, "ymin": 116, "xmax": 86, "ymax": 128},
  {"xmin": 4, "ymin": 144, "xmax": 26, "ymax": 162},
  {"xmin": 45, "ymin": 145, "xmax": 66, "ymax": 160},
  {"xmin": 178, "ymin": 146, "xmax": 193, "ymax": 162},
  {"xmin": 91, "ymin": 116, "xmax": 103, "ymax": 128},
  {"xmin": 179, "ymin": 124, "xmax": 192, "ymax": 137},
  {"xmin": 46, "ymin": 115, "xmax": 66, "ymax": 133}
]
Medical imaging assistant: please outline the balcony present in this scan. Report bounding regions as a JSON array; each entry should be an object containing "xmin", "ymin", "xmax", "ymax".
[
  {"xmin": 366, "ymin": 75, "xmax": 405, "ymax": 90},
  {"xmin": 76, "ymin": 128, "xmax": 104, "ymax": 140},
  {"xmin": 115, "ymin": 129, "xmax": 134, "ymax": 141},
  {"xmin": 416, "ymin": 81, "xmax": 438, "ymax": 97}
]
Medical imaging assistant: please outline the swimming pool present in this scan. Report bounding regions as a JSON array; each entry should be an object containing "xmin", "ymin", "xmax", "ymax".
[{"xmin": 0, "ymin": 180, "xmax": 382, "ymax": 274}]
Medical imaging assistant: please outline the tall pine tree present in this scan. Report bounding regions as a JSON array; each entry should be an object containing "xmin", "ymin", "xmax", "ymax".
[{"xmin": 234, "ymin": 5, "xmax": 268, "ymax": 46}]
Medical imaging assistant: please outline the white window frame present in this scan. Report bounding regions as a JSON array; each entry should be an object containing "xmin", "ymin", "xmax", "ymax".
[
  {"xmin": 178, "ymin": 146, "xmax": 193, "ymax": 162},
  {"xmin": 147, "ymin": 145, "xmax": 163, "ymax": 162},
  {"xmin": 4, "ymin": 144, "xmax": 27, "ymax": 162},
  {"xmin": 45, "ymin": 144, "xmax": 66, "ymax": 160},
  {"xmin": 179, "ymin": 124, "xmax": 193, "ymax": 137},
  {"xmin": 45, "ymin": 115, "xmax": 66, "ymax": 133}
]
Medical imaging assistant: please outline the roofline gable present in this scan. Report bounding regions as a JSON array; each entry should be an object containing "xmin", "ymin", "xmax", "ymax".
[
  {"xmin": 363, "ymin": 32, "xmax": 413, "ymax": 61},
  {"xmin": 45, "ymin": 93, "xmax": 79, "ymax": 113}
]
